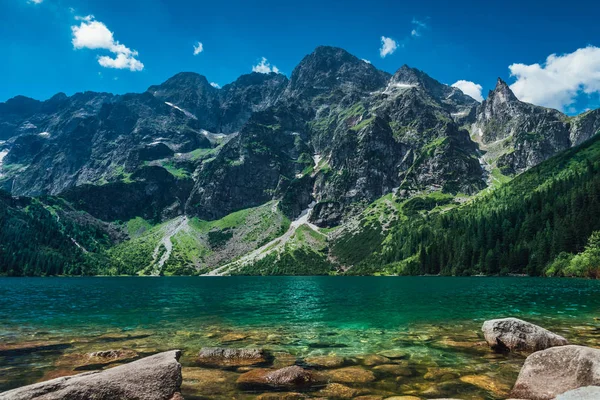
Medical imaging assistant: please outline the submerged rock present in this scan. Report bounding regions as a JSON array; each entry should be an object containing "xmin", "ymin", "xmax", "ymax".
[
  {"xmin": 325, "ymin": 366, "xmax": 376, "ymax": 383},
  {"xmin": 303, "ymin": 355, "xmax": 347, "ymax": 369},
  {"xmin": 0, "ymin": 350, "xmax": 182, "ymax": 400},
  {"xmin": 482, "ymin": 317, "xmax": 568, "ymax": 353},
  {"xmin": 459, "ymin": 374, "xmax": 511, "ymax": 397},
  {"xmin": 317, "ymin": 383, "xmax": 361, "ymax": 398},
  {"xmin": 197, "ymin": 347, "xmax": 269, "ymax": 368},
  {"xmin": 377, "ymin": 350, "xmax": 409, "ymax": 359},
  {"xmin": 236, "ymin": 366, "xmax": 321, "ymax": 390},
  {"xmin": 511, "ymin": 345, "xmax": 600, "ymax": 399},
  {"xmin": 256, "ymin": 393, "xmax": 308, "ymax": 400}
]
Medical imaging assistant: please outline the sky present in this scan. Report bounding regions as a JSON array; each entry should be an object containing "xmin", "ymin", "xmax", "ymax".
[{"xmin": 2, "ymin": 0, "xmax": 600, "ymax": 114}]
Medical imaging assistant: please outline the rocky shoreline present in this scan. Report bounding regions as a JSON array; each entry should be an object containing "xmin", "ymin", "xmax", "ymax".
[{"xmin": 0, "ymin": 317, "xmax": 598, "ymax": 399}]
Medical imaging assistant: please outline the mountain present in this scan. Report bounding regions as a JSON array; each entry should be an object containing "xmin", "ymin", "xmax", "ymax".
[
  {"xmin": 1, "ymin": 45, "xmax": 600, "ymax": 276},
  {"xmin": 472, "ymin": 78, "xmax": 600, "ymax": 176}
]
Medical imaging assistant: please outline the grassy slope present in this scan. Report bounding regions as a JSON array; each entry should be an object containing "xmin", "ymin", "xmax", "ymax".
[{"xmin": 104, "ymin": 201, "xmax": 291, "ymax": 275}]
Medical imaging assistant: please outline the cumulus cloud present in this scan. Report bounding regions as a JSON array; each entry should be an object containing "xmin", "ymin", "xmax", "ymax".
[
  {"xmin": 380, "ymin": 36, "xmax": 398, "ymax": 58},
  {"xmin": 252, "ymin": 57, "xmax": 279, "ymax": 74},
  {"xmin": 452, "ymin": 80, "xmax": 484, "ymax": 102},
  {"xmin": 71, "ymin": 15, "xmax": 144, "ymax": 71},
  {"xmin": 193, "ymin": 41, "xmax": 203, "ymax": 55},
  {"xmin": 508, "ymin": 46, "xmax": 600, "ymax": 111},
  {"xmin": 362, "ymin": 59, "xmax": 371, "ymax": 64},
  {"xmin": 210, "ymin": 82, "xmax": 221, "ymax": 89},
  {"xmin": 29, "ymin": 0, "xmax": 44, "ymax": 3}
]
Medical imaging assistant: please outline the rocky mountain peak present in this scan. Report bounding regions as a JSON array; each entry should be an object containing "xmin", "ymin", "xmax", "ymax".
[
  {"xmin": 488, "ymin": 78, "xmax": 519, "ymax": 104},
  {"xmin": 284, "ymin": 46, "xmax": 390, "ymax": 103}
]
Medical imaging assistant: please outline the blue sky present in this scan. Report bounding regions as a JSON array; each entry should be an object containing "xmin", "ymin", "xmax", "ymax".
[{"xmin": 2, "ymin": 0, "xmax": 600, "ymax": 113}]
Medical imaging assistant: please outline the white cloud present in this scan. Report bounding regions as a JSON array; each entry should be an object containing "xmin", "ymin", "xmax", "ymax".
[
  {"xmin": 193, "ymin": 41, "xmax": 203, "ymax": 56},
  {"xmin": 451, "ymin": 80, "xmax": 484, "ymax": 102},
  {"xmin": 362, "ymin": 59, "xmax": 371, "ymax": 64},
  {"xmin": 71, "ymin": 15, "xmax": 144, "ymax": 71},
  {"xmin": 380, "ymin": 36, "xmax": 397, "ymax": 58},
  {"xmin": 508, "ymin": 46, "xmax": 600, "ymax": 111},
  {"xmin": 411, "ymin": 18, "xmax": 428, "ymax": 38},
  {"xmin": 252, "ymin": 57, "xmax": 279, "ymax": 74},
  {"xmin": 210, "ymin": 82, "xmax": 221, "ymax": 89},
  {"xmin": 29, "ymin": 0, "xmax": 43, "ymax": 3}
]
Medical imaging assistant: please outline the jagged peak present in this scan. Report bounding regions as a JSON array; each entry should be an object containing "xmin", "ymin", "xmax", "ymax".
[
  {"xmin": 226, "ymin": 71, "xmax": 288, "ymax": 88},
  {"xmin": 488, "ymin": 77, "xmax": 518, "ymax": 103}
]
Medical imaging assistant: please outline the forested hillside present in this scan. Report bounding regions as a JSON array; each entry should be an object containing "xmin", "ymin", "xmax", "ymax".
[{"xmin": 347, "ymin": 134, "xmax": 600, "ymax": 277}]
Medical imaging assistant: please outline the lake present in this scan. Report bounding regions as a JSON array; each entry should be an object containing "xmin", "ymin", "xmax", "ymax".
[{"xmin": 1, "ymin": 276, "xmax": 599, "ymax": 399}]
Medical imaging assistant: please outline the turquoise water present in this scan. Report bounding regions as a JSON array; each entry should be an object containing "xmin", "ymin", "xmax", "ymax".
[{"xmin": 1, "ymin": 277, "xmax": 600, "ymax": 398}]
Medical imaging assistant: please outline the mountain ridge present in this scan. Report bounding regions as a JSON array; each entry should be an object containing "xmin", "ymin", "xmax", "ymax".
[{"xmin": 1, "ymin": 45, "xmax": 600, "ymax": 276}]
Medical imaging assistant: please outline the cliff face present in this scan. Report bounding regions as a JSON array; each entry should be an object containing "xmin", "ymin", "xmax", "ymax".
[{"xmin": 472, "ymin": 79, "xmax": 600, "ymax": 175}]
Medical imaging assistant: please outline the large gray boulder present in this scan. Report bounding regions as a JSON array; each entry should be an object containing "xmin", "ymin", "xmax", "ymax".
[
  {"xmin": 0, "ymin": 350, "xmax": 182, "ymax": 400},
  {"xmin": 482, "ymin": 317, "xmax": 568, "ymax": 353},
  {"xmin": 511, "ymin": 345, "xmax": 600, "ymax": 400},
  {"xmin": 556, "ymin": 386, "xmax": 600, "ymax": 399}
]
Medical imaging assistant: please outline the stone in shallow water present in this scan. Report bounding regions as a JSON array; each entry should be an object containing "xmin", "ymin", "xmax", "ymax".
[
  {"xmin": 220, "ymin": 333, "xmax": 248, "ymax": 343},
  {"xmin": 237, "ymin": 366, "xmax": 321, "ymax": 390},
  {"xmin": 0, "ymin": 350, "xmax": 182, "ymax": 400},
  {"xmin": 304, "ymin": 355, "xmax": 347, "ymax": 369},
  {"xmin": 325, "ymin": 366, "xmax": 376, "ymax": 383},
  {"xmin": 197, "ymin": 347, "xmax": 269, "ymax": 368},
  {"xmin": 181, "ymin": 367, "xmax": 238, "ymax": 397},
  {"xmin": 317, "ymin": 383, "xmax": 361, "ymax": 398},
  {"xmin": 372, "ymin": 364, "xmax": 413, "ymax": 377},
  {"xmin": 511, "ymin": 345, "xmax": 600, "ymax": 400},
  {"xmin": 377, "ymin": 350, "xmax": 409, "ymax": 359},
  {"xmin": 382, "ymin": 397, "xmax": 422, "ymax": 400},
  {"xmin": 482, "ymin": 317, "xmax": 568, "ymax": 353},
  {"xmin": 256, "ymin": 393, "xmax": 308, "ymax": 400},
  {"xmin": 459, "ymin": 374, "xmax": 511, "ymax": 397},
  {"xmin": 363, "ymin": 354, "xmax": 391, "ymax": 366},
  {"xmin": 423, "ymin": 367, "xmax": 460, "ymax": 382}
]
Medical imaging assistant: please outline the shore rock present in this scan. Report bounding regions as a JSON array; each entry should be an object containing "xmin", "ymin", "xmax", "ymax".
[
  {"xmin": 511, "ymin": 345, "xmax": 600, "ymax": 399},
  {"xmin": 482, "ymin": 317, "xmax": 568, "ymax": 353},
  {"xmin": 555, "ymin": 386, "xmax": 600, "ymax": 399},
  {"xmin": 0, "ymin": 350, "xmax": 182, "ymax": 400},
  {"xmin": 236, "ymin": 366, "xmax": 320, "ymax": 389},
  {"xmin": 197, "ymin": 347, "xmax": 269, "ymax": 368}
]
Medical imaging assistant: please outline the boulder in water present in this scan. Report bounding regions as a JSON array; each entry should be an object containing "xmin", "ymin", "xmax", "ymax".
[
  {"xmin": 482, "ymin": 317, "xmax": 568, "ymax": 353},
  {"xmin": 0, "ymin": 350, "xmax": 182, "ymax": 400},
  {"xmin": 511, "ymin": 345, "xmax": 600, "ymax": 399}
]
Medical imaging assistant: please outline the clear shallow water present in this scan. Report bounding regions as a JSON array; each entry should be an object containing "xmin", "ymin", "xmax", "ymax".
[{"xmin": 1, "ymin": 277, "xmax": 600, "ymax": 399}]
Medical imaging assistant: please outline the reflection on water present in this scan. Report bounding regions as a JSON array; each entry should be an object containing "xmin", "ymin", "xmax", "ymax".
[{"xmin": 1, "ymin": 276, "xmax": 599, "ymax": 398}]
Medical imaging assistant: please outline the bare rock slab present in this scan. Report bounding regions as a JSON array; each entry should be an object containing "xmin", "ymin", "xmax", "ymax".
[
  {"xmin": 0, "ymin": 350, "xmax": 182, "ymax": 400},
  {"xmin": 482, "ymin": 317, "xmax": 568, "ymax": 353},
  {"xmin": 511, "ymin": 345, "xmax": 600, "ymax": 400}
]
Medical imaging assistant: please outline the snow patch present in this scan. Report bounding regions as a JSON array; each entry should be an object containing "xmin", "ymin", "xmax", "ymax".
[
  {"xmin": 165, "ymin": 102, "xmax": 197, "ymax": 120},
  {"xmin": 38, "ymin": 131, "xmax": 51, "ymax": 138},
  {"xmin": 0, "ymin": 149, "xmax": 8, "ymax": 178}
]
